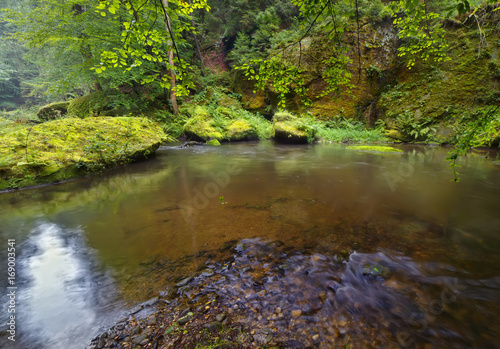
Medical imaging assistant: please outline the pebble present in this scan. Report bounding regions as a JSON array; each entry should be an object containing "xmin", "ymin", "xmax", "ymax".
[
  {"xmin": 176, "ymin": 277, "xmax": 193, "ymax": 287},
  {"xmin": 202, "ymin": 321, "xmax": 222, "ymax": 330},
  {"xmin": 215, "ymin": 313, "xmax": 227, "ymax": 322},
  {"xmin": 147, "ymin": 316, "xmax": 157, "ymax": 326},
  {"xmin": 201, "ymin": 268, "xmax": 215, "ymax": 277},
  {"xmin": 275, "ymin": 307, "xmax": 282, "ymax": 314},
  {"xmin": 132, "ymin": 334, "xmax": 148, "ymax": 345},
  {"xmin": 312, "ymin": 334, "xmax": 320, "ymax": 341},
  {"xmin": 177, "ymin": 312, "xmax": 193, "ymax": 326},
  {"xmin": 291, "ymin": 309, "xmax": 302, "ymax": 317}
]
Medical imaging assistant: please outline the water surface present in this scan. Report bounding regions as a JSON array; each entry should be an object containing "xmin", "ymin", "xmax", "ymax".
[{"xmin": 1, "ymin": 142, "xmax": 499, "ymax": 348}]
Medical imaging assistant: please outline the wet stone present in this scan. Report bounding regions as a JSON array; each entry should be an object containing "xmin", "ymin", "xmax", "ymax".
[
  {"xmin": 178, "ymin": 312, "xmax": 193, "ymax": 326},
  {"xmin": 96, "ymin": 339, "xmax": 106, "ymax": 349},
  {"xmin": 132, "ymin": 334, "xmax": 148, "ymax": 345},
  {"xmin": 176, "ymin": 277, "xmax": 193, "ymax": 287},
  {"xmin": 215, "ymin": 313, "xmax": 227, "ymax": 322},
  {"xmin": 200, "ymin": 268, "xmax": 215, "ymax": 277},
  {"xmin": 202, "ymin": 321, "xmax": 223, "ymax": 331},
  {"xmin": 147, "ymin": 316, "xmax": 157, "ymax": 326},
  {"xmin": 362, "ymin": 264, "xmax": 391, "ymax": 279}
]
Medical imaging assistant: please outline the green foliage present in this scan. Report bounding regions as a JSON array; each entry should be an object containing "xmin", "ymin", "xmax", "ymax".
[
  {"xmin": 388, "ymin": 1, "xmax": 451, "ymax": 69},
  {"xmin": 394, "ymin": 111, "xmax": 437, "ymax": 141},
  {"xmin": 236, "ymin": 56, "xmax": 311, "ymax": 108},
  {"xmin": 94, "ymin": 0, "xmax": 210, "ymax": 97},
  {"xmin": 318, "ymin": 116, "xmax": 386, "ymax": 143}
]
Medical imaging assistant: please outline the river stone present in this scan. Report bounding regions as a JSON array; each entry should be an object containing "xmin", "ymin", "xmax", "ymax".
[
  {"xmin": 177, "ymin": 312, "xmax": 193, "ymax": 326},
  {"xmin": 180, "ymin": 307, "xmax": 191, "ymax": 317},
  {"xmin": 96, "ymin": 339, "xmax": 106, "ymax": 349},
  {"xmin": 147, "ymin": 315, "xmax": 157, "ymax": 326},
  {"xmin": 215, "ymin": 313, "xmax": 227, "ymax": 322},
  {"xmin": 362, "ymin": 264, "xmax": 391, "ymax": 279},
  {"xmin": 201, "ymin": 268, "xmax": 215, "ymax": 277},
  {"xmin": 202, "ymin": 321, "xmax": 223, "ymax": 331},
  {"xmin": 137, "ymin": 297, "xmax": 158, "ymax": 309},
  {"xmin": 176, "ymin": 277, "xmax": 193, "ymax": 287},
  {"xmin": 132, "ymin": 333, "xmax": 148, "ymax": 345}
]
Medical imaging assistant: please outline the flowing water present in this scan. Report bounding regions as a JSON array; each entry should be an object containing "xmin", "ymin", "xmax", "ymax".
[{"xmin": 0, "ymin": 142, "xmax": 500, "ymax": 348}]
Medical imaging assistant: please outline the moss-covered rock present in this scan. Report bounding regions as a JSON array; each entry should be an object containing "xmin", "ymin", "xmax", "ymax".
[
  {"xmin": 0, "ymin": 117, "xmax": 165, "ymax": 191},
  {"xmin": 226, "ymin": 120, "xmax": 258, "ymax": 141},
  {"xmin": 67, "ymin": 91, "xmax": 111, "ymax": 118},
  {"xmin": 183, "ymin": 107, "xmax": 224, "ymax": 141},
  {"xmin": 346, "ymin": 145, "xmax": 403, "ymax": 154},
  {"xmin": 272, "ymin": 112, "xmax": 314, "ymax": 144},
  {"xmin": 37, "ymin": 101, "xmax": 70, "ymax": 121},
  {"xmin": 385, "ymin": 129, "xmax": 409, "ymax": 142},
  {"xmin": 206, "ymin": 139, "xmax": 221, "ymax": 146}
]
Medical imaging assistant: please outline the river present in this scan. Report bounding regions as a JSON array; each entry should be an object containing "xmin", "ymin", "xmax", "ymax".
[{"xmin": 1, "ymin": 142, "xmax": 499, "ymax": 348}]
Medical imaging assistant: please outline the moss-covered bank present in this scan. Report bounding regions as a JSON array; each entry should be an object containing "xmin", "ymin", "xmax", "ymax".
[{"xmin": 0, "ymin": 117, "xmax": 165, "ymax": 191}]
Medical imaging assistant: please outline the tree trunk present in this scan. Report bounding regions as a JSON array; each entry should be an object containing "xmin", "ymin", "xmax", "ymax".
[
  {"xmin": 189, "ymin": 0, "xmax": 205, "ymax": 76},
  {"xmin": 163, "ymin": 0, "xmax": 178, "ymax": 115}
]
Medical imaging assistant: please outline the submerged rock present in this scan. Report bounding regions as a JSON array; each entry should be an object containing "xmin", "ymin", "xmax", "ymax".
[{"xmin": 362, "ymin": 264, "xmax": 391, "ymax": 279}]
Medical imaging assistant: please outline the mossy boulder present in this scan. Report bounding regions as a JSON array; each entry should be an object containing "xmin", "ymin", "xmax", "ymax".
[
  {"xmin": 183, "ymin": 105, "xmax": 262, "ymax": 142},
  {"xmin": 273, "ymin": 122, "xmax": 309, "ymax": 143},
  {"xmin": 183, "ymin": 107, "xmax": 224, "ymax": 142},
  {"xmin": 272, "ymin": 112, "xmax": 313, "ymax": 144},
  {"xmin": 37, "ymin": 101, "xmax": 70, "ymax": 121},
  {"xmin": 226, "ymin": 120, "xmax": 258, "ymax": 141},
  {"xmin": 206, "ymin": 139, "xmax": 221, "ymax": 146},
  {"xmin": 385, "ymin": 129, "xmax": 409, "ymax": 142},
  {"xmin": 68, "ymin": 91, "xmax": 111, "ymax": 118},
  {"xmin": 0, "ymin": 117, "xmax": 165, "ymax": 191}
]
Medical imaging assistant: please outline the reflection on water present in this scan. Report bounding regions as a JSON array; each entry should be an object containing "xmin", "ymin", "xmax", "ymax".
[
  {"xmin": 0, "ymin": 223, "xmax": 123, "ymax": 349},
  {"xmin": 22, "ymin": 224, "xmax": 96, "ymax": 347},
  {"xmin": 0, "ymin": 142, "xmax": 499, "ymax": 347}
]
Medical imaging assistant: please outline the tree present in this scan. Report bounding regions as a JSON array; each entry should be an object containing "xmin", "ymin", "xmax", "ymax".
[{"xmin": 95, "ymin": 0, "xmax": 210, "ymax": 113}]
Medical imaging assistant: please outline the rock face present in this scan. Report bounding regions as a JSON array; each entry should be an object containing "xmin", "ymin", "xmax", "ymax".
[
  {"xmin": 0, "ymin": 117, "xmax": 165, "ymax": 191},
  {"xmin": 37, "ymin": 101, "xmax": 70, "ymax": 121},
  {"xmin": 233, "ymin": 22, "xmax": 400, "ymax": 120}
]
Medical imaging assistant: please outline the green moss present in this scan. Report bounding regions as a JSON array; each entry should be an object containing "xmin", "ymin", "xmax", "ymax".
[
  {"xmin": 273, "ymin": 121, "xmax": 309, "ymax": 143},
  {"xmin": 37, "ymin": 101, "xmax": 70, "ymax": 121},
  {"xmin": 183, "ymin": 106, "xmax": 225, "ymax": 141},
  {"xmin": 346, "ymin": 145, "xmax": 403, "ymax": 154},
  {"xmin": 67, "ymin": 91, "xmax": 110, "ymax": 118},
  {"xmin": 206, "ymin": 139, "xmax": 221, "ymax": 146},
  {"xmin": 0, "ymin": 117, "xmax": 165, "ymax": 191},
  {"xmin": 226, "ymin": 119, "xmax": 258, "ymax": 141}
]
